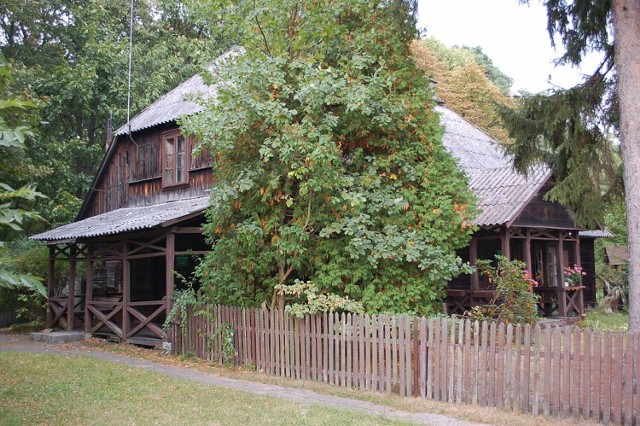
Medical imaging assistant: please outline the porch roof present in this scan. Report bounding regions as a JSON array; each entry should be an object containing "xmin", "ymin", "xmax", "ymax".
[{"xmin": 31, "ymin": 196, "xmax": 210, "ymax": 243}]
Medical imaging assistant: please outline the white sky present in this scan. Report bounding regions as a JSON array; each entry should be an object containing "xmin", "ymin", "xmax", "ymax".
[{"xmin": 416, "ymin": 0, "xmax": 603, "ymax": 94}]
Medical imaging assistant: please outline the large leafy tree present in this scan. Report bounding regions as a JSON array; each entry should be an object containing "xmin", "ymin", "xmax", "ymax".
[
  {"xmin": 507, "ymin": 1, "xmax": 639, "ymax": 333},
  {"xmin": 183, "ymin": 0, "xmax": 475, "ymax": 315},
  {"xmin": 412, "ymin": 38, "xmax": 514, "ymax": 143},
  {"xmin": 0, "ymin": 53, "xmax": 45, "ymax": 296}
]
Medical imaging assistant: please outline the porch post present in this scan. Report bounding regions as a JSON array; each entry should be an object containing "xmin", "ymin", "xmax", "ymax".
[
  {"xmin": 84, "ymin": 246, "xmax": 94, "ymax": 333},
  {"xmin": 122, "ymin": 241, "xmax": 130, "ymax": 339},
  {"xmin": 165, "ymin": 231, "xmax": 176, "ymax": 317},
  {"xmin": 574, "ymin": 233, "xmax": 582, "ymax": 268},
  {"xmin": 524, "ymin": 228, "xmax": 532, "ymax": 273},
  {"xmin": 66, "ymin": 245, "xmax": 77, "ymax": 331},
  {"xmin": 164, "ymin": 232, "xmax": 176, "ymax": 346},
  {"xmin": 500, "ymin": 227, "xmax": 511, "ymax": 260},
  {"xmin": 46, "ymin": 245, "xmax": 56, "ymax": 329},
  {"xmin": 470, "ymin": 235, "xmax": 479, "ymax": 291},
  {"xmin": 557, "ymin": 232, "xmax": 567, "ymax": 316}
]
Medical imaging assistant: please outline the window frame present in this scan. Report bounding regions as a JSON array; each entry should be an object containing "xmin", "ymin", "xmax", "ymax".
[{"xmin": 161, "ymin": 130, "xmax": 189, "ymax": 188}]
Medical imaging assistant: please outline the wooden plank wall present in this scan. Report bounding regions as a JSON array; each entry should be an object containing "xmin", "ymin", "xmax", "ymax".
[{"xmin": 172, "ymin": 306, "xmax": 638, "ymax": 425}]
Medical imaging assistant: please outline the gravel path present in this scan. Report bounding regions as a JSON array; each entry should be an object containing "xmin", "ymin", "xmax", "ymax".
[{"xmin": 0, "ymin": 331, "xmax": 486, "ymax": 426}]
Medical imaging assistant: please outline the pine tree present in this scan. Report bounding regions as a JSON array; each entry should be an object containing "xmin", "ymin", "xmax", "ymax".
[{"xmin": 511, "ymin": 0, "xmax": 639, "ymax": 333}]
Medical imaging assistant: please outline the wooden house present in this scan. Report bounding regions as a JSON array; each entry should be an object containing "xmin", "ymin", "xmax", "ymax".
[
  {"xmin": 32, "ymin": 54, "xmax": 599, "ymax": 344},
  {"xmin": 437, "ymin": 107, "xmax": 600, "ymax": 318}
]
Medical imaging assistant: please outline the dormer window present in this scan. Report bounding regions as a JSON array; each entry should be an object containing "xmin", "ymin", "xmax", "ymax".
[{"xmin": 162, "ymin": 130, "xmax": 188, "ymax": 187}]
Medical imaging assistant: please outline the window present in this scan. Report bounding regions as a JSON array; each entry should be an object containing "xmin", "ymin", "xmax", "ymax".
[
  {"xmin": 130, "ymin": 142, "xmax": 160, "ymax": 182},
  {"xmin": 162, "ymin": 131, "xmax": 188, "ymax": 187}
]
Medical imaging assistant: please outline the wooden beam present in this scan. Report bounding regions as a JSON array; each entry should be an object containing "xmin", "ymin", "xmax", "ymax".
[
  {"xmin": 46, "ymin": 246, "xmax": 55, "ymax": 329},
  {"xmin": 67, "ymin": 245, "xmax": 77, "ymax": 331},
  {"xmin": 175, "ymin": 227, "xmax": 203, "ymax": 234},
  {"xmin": 557, "ymin": 233, "xmax": 567, "ymax": 316},
  {"xmin": 524, "ymin": 228, "xmax": 532, "ymax": 274},
  {"xmin": 575, "ymin": 233, "xmax": 582, "ymax": 269},
  {"xmin": 84, "ymin": 246, "xmax": 94, "ymax": 333},
  {"xmin": 470, "ymin": 235, "xmax": 479, "ymax": 292},
  {"xmin": 500, "ymin": 227, "xmax": 511, "ymax": 260},
  {"xmin": 166, "ymin": 232, "xmax": 175, "ymax": 317},
  {"xmin": 122, "ymin": 241, "xmax": 130, "ymax": 339}
]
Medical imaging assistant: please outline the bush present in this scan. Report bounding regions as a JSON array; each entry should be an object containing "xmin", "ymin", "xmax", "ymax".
[{"xmin": 467, "ymin": 255, "xmax": 539, "ymax": 325}]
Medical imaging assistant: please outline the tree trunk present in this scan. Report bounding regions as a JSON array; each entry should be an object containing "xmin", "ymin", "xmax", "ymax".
[{"xmin": 613, "ymin": 0, "xmax": 640, "ymax": 334}]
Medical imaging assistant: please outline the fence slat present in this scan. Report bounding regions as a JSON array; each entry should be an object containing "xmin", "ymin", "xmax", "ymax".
[
  {"xmin": 456, "ymin": 319, "xmax": 464, "ymax": 404},
  {"xmin": 496, "ymin": 322, "xmax": 505, "ymax": 409},
  {"xmin": 582, "ymin": 328, "xmax": 591, "ymax": 420},
  {"xmin": 433, "ymin": 319, "xmax": 441, "ymax": 400},
  {"xmin": 571, "ymin": 327, "xmax": 580, "ymax": 418},
  {"xmin": 505, "ymin": 324, "xmax": 513, "ymax": 410},
  {"xmin": 385, "ymin": 315, "xmax": 392, "ymax": 393},
  {"xmin": 513, "ymin": 324, "xmax": 522, "ymax": 412},
  {"xmin": 479, "ymin": 320, "xmax": 488, "ymax": 406},
  {"xmin": 372, "ymin": 314, "xmax": 378, "ymax": 392},
  {"xmin": 377, "ymin": 316, "xmax": 385, "ymax": 392},
  {"xmin": 612, "ymin": 332, "xmax": 624, "ymax": 425},
  {"xmin": 562, "ymin": 326, "xmax": 571, "ymax": 417},
  {"xmin": 419, "ymin": 317, "xmax": 427, "ymax": 398},
  {"xmin": 322, "ymin": 313, "xmax": 329, "ymax": 383},
  {"xmin": 426, "ymin": 318, "xmax": 434, "ymax": 399},
  {"xmin": 592, "ymin": 329, "xmax": 602, "ymax": 422},
  {"xmin": 448, "ymin": 319, "xmax": 456, "ymax": 403},
  {"xmin": 473, "ymin": 320, "xmax": 480, "ymax": 405},
  {"xmin": 632, "ymin": 335, "xmax": 639, "ymax": 426},
  {"xmin": 603, "ymin": 331, "xmax": 612, "ymax": 424},
  {"xmin": 622, "ymin": 332, "xmax": 634, "ymax": 425},
  {"xmin": 543, "ymin": 326, "xmax": 552, "ymax": 416},
  {"xmin": 406, "ymin": 316, "xmax": 413, "ymax": 397},
  {"xmin": 462, "ymin": 319, "xmax": 471, "ymax": 404}
]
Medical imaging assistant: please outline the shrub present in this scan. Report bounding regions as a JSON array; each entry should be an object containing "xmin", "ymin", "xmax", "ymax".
[{"xmin": 467, "ymin": 255, "xmax": 539, "ymax": 325}]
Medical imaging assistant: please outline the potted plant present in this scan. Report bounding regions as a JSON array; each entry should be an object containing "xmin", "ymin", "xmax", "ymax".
[{"xmin": 563, "ymin": 264, "xmax": 586, "ymax": 287}]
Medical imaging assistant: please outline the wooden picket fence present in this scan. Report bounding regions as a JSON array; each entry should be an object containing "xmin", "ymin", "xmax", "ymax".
[{"xmin": 170, "ymin": 305, "xmax": 639, "ymax": 425}]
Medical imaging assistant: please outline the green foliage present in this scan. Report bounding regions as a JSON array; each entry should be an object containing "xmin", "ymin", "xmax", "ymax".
[
  {"xmin": 0, "ymin": 55, "xmax": 46, "ymax": 298},
  {"xmin": 459, "ymin": 45, "xmax": 513, "ymax": 95},
  {"xmin": 212, "ymin": 322, "xmax": 237, "ymax": 366},
  {"xmin": 184, "ymin": 0, "xmax": 476, "ymax": 316},
  {"xmin": 163, "ymin": 278, "xmax": 200, "ymax": 334},
  {"xmin": 467, "ymin": 256, "xmax": 539, "ymax": 325},
  {"xmin": 504, "ymin": 1, "xmax": 617, "ymax": 227},
  {"xmin": 0, "ymin": 0, "xmax": 226, "ymax": 228},
  {"xmin": 275, "ymin": 280, "xmax": 364, "ymax": 318},
  {"xmin": 413, "ymin": 38, "xmax": 513, "ymax": 95},
  {"xmin": 578, "ymin": 308, "xmax": 628, "ymax": 332},
  {"xmin": 412, "ymin": 38, "xmax": 514, "ymax": 143},
  {"xmin": 499, "ymin": 81, "xmax": 619, "ymax": 227}
]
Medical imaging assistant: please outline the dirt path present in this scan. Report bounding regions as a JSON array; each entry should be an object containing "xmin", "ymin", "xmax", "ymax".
[{"xmin": 0, "ymin": 331, "xmax": 485, "ymax": 426}]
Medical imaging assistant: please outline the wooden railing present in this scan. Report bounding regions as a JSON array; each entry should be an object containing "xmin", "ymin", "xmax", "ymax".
[
  {"xmin": 172, "ymin": 305, "xmax": 638, "ymax": 425},
  {"xmin": 86, "ymin": 299, "xmax": 165, "ymax": 340}
]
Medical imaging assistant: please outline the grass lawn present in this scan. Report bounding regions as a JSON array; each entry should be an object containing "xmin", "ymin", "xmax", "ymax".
[
  {"xmin": 580, "ymin": 308, "xmax": 629, "ymax": 332},
  {"xmin": 0, "ymin": 352, "xmax": 405, "ymax": 426},
  {"xmin": 76, "ymin": 339, "xmax": 595, "ymax": 426}
]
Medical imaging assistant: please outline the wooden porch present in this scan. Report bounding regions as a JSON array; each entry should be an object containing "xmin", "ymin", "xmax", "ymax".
[
  {"xmin": 446, "ymin": 226, "xmax": 591, "ymax": 319},
  {"xmin": 44, "ymin": 225, "xmax": 208, "ymax": 345}
]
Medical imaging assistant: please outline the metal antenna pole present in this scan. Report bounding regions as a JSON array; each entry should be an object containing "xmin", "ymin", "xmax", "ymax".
[{"xmin": 127, "ymin": 0, "xmax": 135, "ymax": 133}]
